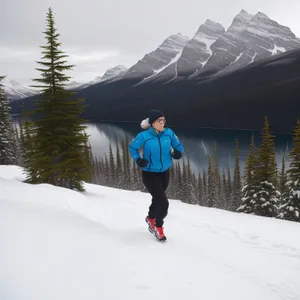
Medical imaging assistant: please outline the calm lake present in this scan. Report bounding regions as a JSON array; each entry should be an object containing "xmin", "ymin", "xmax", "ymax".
[
  {"xmin": 12, "ymin": 115, "xmax": 292, "ymax": 174},
  {"xmin": 85, "ymin": 121, "xmax": 292, "ymax": 174}
]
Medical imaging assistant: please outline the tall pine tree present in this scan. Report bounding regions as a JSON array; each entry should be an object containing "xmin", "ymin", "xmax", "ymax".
[
  {"xmin": 252, "ymin": 116, "xmax": 280, "ymax": 217},
  {"xmin": 279, "ymin": 120, "xmax": 300, "ymax": 221},
  {"xmin": 278, "ymin": 156, "xmax": 288, "ymax": 196},
  {"xmin": 238, "ymin": 134, "xmax": 257, "ymax": 213},
  {"xmin": 0, "ymin": 76, "xmax": 16, "ymax": 165},
  {"xmin": 232, "ymin": 138, "xmax": 242, "ymax": 211},
  {"xmin": 207, "ymin": 155, "xmax": 216, "ymax": 207},
  {"xmin": 23, "ymin": 8, "xmax": 91, "ymax": 191}
]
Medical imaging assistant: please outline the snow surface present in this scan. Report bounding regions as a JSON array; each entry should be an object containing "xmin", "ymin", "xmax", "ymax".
[
  {"xmin": 133, "ymin": 50, "xmax": 184, "ymax": 86},
  {"xmin": 1, "ymin": 165, "xmax": 300, "ymax": 300}
]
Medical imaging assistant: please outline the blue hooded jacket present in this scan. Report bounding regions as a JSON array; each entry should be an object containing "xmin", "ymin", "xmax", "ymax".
[{"xmin": 129, "ymin": 126, "xmax": 184, "ymax": 173}]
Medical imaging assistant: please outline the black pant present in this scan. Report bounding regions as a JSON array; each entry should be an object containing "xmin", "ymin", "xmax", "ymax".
[{"xmin": 142, "ymin": 169, "xmax": 170, "ymax": 227}]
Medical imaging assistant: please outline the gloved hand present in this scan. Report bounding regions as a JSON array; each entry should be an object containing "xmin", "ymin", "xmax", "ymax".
[
  {"xmin": 171, "ymin": 149, "xmax": 183, "ymax": 159},
  {"xmin": 136, "ymin": 158, "xmax": 148, "ymax": 167}
]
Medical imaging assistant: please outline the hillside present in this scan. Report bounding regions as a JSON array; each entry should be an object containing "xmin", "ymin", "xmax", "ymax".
[
  {"xmin": 0, "ymin": 165, "xmax": 300, "ymax": 300},
  {"xmin": 11, "ymin": 48, "xmax": 300, "ymax": 133}
]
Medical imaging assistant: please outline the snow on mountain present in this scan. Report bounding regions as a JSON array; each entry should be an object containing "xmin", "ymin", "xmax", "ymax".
[
  {"xmin": 1, "ymin": 165, "xmax": 300, "ymax": 300},
  {"xmin": 123, "ymin": 33, "xmax": 190, "ymax": 80},
  {"xmin": 136, "ymin": 20, "xmax": 225, "ymax": 85},
  {"xmin": 122, "ymin": 9, "xmax": 300, "ymax": 85},
  {"xmin": 175, "ymin": 20, "xmax": 225, "ymax": 77},
  {"xmin": 65, "ymin": 80, "xmax": 85, "ymax": 90},
  {"xmin": 2, "ymin": 79, "xmax": 36, "ymax": 102},
  {"xmin": 192, "ymin": 9, "xmax": 300, "ymax": 78},
  {"xmin": 101, "ymin": 65, "xmax": 128, "ymax": 81},
  {"xmin": 223, "ymin": 11, "xmax": 300, "ymax": 72},
  {"xmin": 190, "ymin": 9, "xmax": 254, "ymax": 78},
  {"xmin": 78, "ymin": 65, "xmax": 129, "ymax": 89}
]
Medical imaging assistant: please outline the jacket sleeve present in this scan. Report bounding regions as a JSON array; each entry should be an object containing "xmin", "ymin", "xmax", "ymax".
[
  {"xmin": 128, "ymin": 133, "xmax": 145, "ymax": 161},
  {"xmin": 170, "ymin": 129, "xmax": 184, "ymax": 153}
]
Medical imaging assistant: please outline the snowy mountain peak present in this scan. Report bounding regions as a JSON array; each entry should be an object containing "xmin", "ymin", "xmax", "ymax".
[
  {"xmin": 203, "ymin": 19, "xmax": 225, "ymax": 31},
  {"xmin": 101, "ymin": 65, "xmax": 128, "ymax": 81},
  {"xmin": 255, "ymin": 11, "xmax": 270, "ymax": 20},
  {"xmin": 136, "ymin": 20, "xmax": 226, "ymax": 82},
  {"xmin": 227, "ymin": 9, "xmax": 254, "ymax": 33},
  {"xmin": 187, "ymin": 8, "xmax": 300, "ymax": 80},
  {"xmin": 123, "ymin": 33, "xmax": 190, "ymax": 80},
  {"xmin": 2, "ymin": 78, "xmax": 36, "ymax": 102},
  {"xmin": 157, "ymin": 33, "xmax": 190, "ymax": 53}
]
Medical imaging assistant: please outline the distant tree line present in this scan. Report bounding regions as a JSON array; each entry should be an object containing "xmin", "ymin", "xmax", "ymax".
[
  {"xmin": 86, "ymin": 116, "xmax": 300, "ymax": 223},
  {"xmin": 0, "ymin": 7, "xmax": 299, "ymax": 223}
]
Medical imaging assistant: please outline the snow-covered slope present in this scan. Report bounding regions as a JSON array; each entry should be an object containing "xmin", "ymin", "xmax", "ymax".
[
  {"xmin": 224, "ymin": 12, "xmax": 300, "ymax": 72},
  {"xmin": 1, "ymin": 165, "xmax": 300, "ymax": 300},
  {"xmin": 65, "ymin": 80, "xmax": 85, "ymax": 90},
  {"xmin": 78, "ymin": 65, "xmax": 129, "ymax": 89},
  {"xmin": 2, "ymin": 79, "xmax": 36, "ymax": 102},
  {"xmin": 176, "ymin": 20, "xmax": 225, "ymax": 77},
  {"xmin": 123, "ymin": 33, "xmax": 190, "ymax": 80},
  {"xmin": 191, "ymin": 9, "xmax": 254, "ymax": 77},
  {"xmin": 146, "ymin": 20, "xmax": 225, "ymax": 83},
  {"xmin": 101, "ymin": 64, "xmax": 128, "ymax": 81}
]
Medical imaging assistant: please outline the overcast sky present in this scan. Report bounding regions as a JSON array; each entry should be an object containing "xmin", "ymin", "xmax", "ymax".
[{"xmin": 1, "ymin": 0, "xmax": 300, "ymax": 85}]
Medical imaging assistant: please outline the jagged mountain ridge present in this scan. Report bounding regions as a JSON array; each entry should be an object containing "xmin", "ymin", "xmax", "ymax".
[
  {"xmin": 191, "ymin": 10, "xmax": 300, "ymax": 79},
  {"xmin": 135, "ymin": 19, "xmax": 226, "ymax": 85},
  {"xmin": 123, "ymin": 33, "xmax": 190, "ymax": 83},
  {"xmin": 6, "ymin": 9, "xmax": 300, "ymax": 98},
  {"xmin": 128, "ymin": 9, "xmax": 300, "ymax": 84}
]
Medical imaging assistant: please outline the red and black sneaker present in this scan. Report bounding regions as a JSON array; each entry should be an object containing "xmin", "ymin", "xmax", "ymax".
[
  {"xmin": 145, "ymin": 216, "xmax": 155, "ymax": 234},
  {"xmin": 155, "ymin": 226, "xmax": 167, "ymax": 242}
]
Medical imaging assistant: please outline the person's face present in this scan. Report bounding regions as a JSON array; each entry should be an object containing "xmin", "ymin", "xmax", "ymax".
[{"xmin": 152, "ymin": 117, "xmax": 166, "ymax": 132}]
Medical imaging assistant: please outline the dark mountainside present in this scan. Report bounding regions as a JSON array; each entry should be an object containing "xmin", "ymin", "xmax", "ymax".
[
  {"xmin": 11, "ymin": 48, "xmax": 300, "ymax": 133},
  {"xmin": 10, "ymin": 9, "xmax": 300, "ymax": 133}
]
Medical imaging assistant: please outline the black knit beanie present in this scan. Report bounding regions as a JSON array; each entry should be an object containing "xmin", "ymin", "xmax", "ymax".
[{"xmin": 148, "ymin": 109, "xmax": 164, "ymax": 124}]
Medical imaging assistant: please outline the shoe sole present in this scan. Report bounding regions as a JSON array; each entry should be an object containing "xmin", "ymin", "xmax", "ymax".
[{"xmin": 155, "ymin": 233, "xmax": 167, "ymax": 242}]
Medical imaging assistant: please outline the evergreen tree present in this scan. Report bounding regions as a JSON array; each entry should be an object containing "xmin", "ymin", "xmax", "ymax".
[
  {"xmin": 167, "ymin": 164, "xmax": 176, "ymax": 199},
  {"xmin": 12, "ymin": 125, "xmax": 23, "ymax": 166},
  {"xmin": 232, "ymin": 138, "xmax": 242, "ymax": 211},
  {"xmin": 181, "ymin": 158, "xmax": 191, "ymax": 203},
  {"xmin": 278, "ymin": 156, "xmax": 288, "ymax": 196},
  {"xmin": 23, "ymin": 120, "xmax": 38, "ymax": 182},
  {"xmin": 115, "ymin": 141, "xmax": 123, "ymax": 188},
  {"xmin": 175, "ymin": 162, "xmax": 183, "ymax": 200},
  {"xmin": 186, "ymin": 157, "xmax": 195, "ymax": 203},
  {"xmin": 103, "ymin": 155, "xmax": 110, "ymax": 186},
  {"xmin": 222, "ymin": 169, "xmax": 228, "ymax": 209},
  {"xmin": 202, "ymin": 169, "xmax": 208, "ymax": 206},
  {"xmin": 207, "ymin": 155, "xmax": 216, "ymax": 207},
  {"xmin": 197, "ymin": 172, "xmax": 203, "ymax": 205},
  {"xmin": 108, "ymin": 143, "xmax": 116, "ymax": 187},
  {"xmin": 0, "ymin": 76, "xmax": 16, "ymax": 165},
  {"xmin": 122, "ymin": 137, "xmax": 131, "ymax": 190},
  {"xmin": 23, "ymin": 8, "xmax": 91, "ymax": 191},
  {"xmin": 238, "ymin": 134, "xmax": 258, "ymax": 213},
  {"xmin": 252, "ymin": 116, "xmax": 280, "ymax": 217},
  {"xmin": 279, "ymin": 120, "xmax": 300, "ymax": 221},
  {"xmin": 226, "ymin": 168, "xmax": 232, "ymax": 210},
  {"xmin": 213, "ymin": 142, "xmax": 221, "ymax": 207}
]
